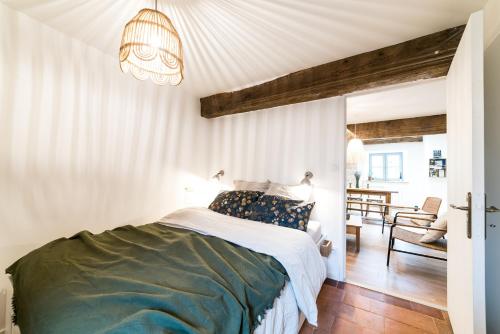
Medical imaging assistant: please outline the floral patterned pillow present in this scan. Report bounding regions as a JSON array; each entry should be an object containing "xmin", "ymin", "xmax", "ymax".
[
  {"xmin": 278, "ymin": 202, "xmax": 315, "ymax": 231},
  {"xmin": 248, "ymin": 195, "xmax": 315, "ymax": 231},
  {"xmin": 209, "ymin": 191, "xmax": 263, "ymax": 218}
]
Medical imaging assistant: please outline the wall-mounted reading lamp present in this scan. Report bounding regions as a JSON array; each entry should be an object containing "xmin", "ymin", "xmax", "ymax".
[
  {"xmin": 212, "ymin": 170, "xmax": 225, "ymax": 181},
  {"xmin": 300, "ymin": 171, "xmax": 314, "ymax": 185}
]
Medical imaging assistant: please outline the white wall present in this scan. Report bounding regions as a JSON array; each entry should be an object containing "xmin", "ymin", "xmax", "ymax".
[
  {"xmin": 205, "ymin": 98, "xmax": 347, "ymax": 280},
  {"xmin": 0, "ymin": 3, "xmax": 348, "ymax": 317},
  {"xmin": 351, "ymin": 134, "xmax": 447, "ymax": 213},
  {"xmin": 484, "ymin": 0, "xmax": 500, "ymax": 331},
  {"xmin": 0, "ymin": 2, "xmax": 210, "ymax": 299}
]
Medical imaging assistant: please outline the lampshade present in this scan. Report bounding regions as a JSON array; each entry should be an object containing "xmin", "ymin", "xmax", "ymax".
[
  {"xmin": 346, "ymin": 138, "xmax": 365, "ymax": 165},
  {"xmin": 119, "ymin": 7, "xmax": 184, "ymax": 86}
]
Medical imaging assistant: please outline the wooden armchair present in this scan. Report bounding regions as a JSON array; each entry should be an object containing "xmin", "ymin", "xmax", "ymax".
[
  {"xmin": 386, "ymin": 219, "xmax": 447, "ymax": 266},
  {"xmin": 383, "ymin": 197, "xmax": 442, "ymax": 233}
]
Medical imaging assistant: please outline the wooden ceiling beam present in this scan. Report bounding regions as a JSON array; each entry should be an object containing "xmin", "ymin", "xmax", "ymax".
[
  {"xmin": 200, "ymin": 25, "xmax": 464, "ymax": 118},
  {"xmin": 347, "ymin": 114, "xmax": 447, "ymax": 140},
  {"xmin": 362, "ymin": 136, "xmax": 423, "ymax": 145}
]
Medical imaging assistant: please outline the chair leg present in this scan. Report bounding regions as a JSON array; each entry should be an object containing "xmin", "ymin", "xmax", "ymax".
[
  {"xmin": 386, "ymin": 238, "xmax": 392, "ymax": 266},
  {"xmin": 387, "ymin": 227, "xmax": 395, "ymax": 266},
  {"xmin": 382, "ymin": 206, "xmax": 389, "ymax": 234}
]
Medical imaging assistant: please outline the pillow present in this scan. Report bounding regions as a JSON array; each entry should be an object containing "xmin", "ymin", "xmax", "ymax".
[
  {"xmin": 278, "ymin": 202, "xmax": 315, "ymax": 231},
  {"xmin": 419, "ymin": 215, "xmax": 448, "ymax": 243},
  {"xmin": 265, "ymin": 183, "xmax": 312, "ymax": 202},
  {"xmin": 209, "ymin": 191, "xmax": 263, "ymax": 219},
  {"xmin": 410, "ymin": 213, "xmax": 436, "ymax": 227},
  {"xmin": 233, "ymin": 180, "xmax": 271, "ymax": 192},
  {"xmin": 248, "ymin": 195, "xmax": 315, "ymax": 231},
  {"xmin": 248, "ymin": 195, "xmax": 303, "ymax": 225}
]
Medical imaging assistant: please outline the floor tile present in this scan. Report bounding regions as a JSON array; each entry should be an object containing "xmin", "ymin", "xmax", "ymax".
[
  {"xmin": 410, "ymin": 302, "xmax": 445, "ymax": 320},
  {"xmin": 434, "ymin": 318, "xmax": 454, "ymax": 334},
  {"xmin": 331, "ymin": 317, "xmax": 381, "ymax": 334},
  {"xmin": 385, "ymin": 318, "xmax": 432, "ymax": 334},
  {"xmin": 370, "ymin": 299, "xmax": 438, "ymax": 333},
  {"xmin": 300, "ymin": 282, "xmax": 452, "ymax": 334},
  {"xmin": 336, "ymin": 304, "xmax": 385, "ymax": 333}
]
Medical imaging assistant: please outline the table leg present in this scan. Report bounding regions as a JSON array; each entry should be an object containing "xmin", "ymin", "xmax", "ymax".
[{"xmin": 382, "ymin": 193, "xmax": 393, "ymax": 234}]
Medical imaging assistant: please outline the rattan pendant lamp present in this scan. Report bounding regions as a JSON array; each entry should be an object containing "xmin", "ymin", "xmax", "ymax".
[{"xmin": 119, "ymin": 0, "xmax": 184, "ymax": 86}]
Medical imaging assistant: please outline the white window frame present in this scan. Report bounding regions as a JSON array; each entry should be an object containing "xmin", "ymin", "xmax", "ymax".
[{"xmin": 368, "ymin": 152, "xmax": 404, "ymax": 182}]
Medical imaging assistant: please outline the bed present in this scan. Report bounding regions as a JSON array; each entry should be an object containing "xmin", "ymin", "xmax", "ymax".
[
  {"xmin": 6, "ymin": 207, "xmax": 326, "ymax": 334},
  {"xmin": 306, "ymin": 220, "xmax": 323, "ymax": 245}
]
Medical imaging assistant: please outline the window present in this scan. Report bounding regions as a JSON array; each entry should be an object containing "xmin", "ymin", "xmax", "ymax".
[{"xmin": 369, "ymin": 152, "xmax": 403, "ymax": 182}]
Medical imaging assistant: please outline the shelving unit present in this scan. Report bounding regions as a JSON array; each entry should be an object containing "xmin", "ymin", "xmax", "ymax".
[{"xmin": 429, "ymin": 158, "xmax": 446, "ymax": 178}]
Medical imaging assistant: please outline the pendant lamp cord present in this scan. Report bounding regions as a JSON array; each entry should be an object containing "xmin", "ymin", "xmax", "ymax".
[{"xmin": 155, "ymin": 0, "xmax": 158, "ymax": 11}]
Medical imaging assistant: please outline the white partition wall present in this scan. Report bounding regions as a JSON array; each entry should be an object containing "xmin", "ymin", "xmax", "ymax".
[{"xmin": 206, "ymin": 97, "xmax": 347, "ymax": 280}]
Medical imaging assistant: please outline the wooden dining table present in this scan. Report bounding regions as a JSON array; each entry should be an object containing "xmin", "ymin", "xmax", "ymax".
[{"xmin": 347, "ymin": 187, "xmax": 399, "ymax": 204}]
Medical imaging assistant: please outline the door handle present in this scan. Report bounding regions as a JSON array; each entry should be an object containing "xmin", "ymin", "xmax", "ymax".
[
  {"xmin": 486, "ymin": 206, "xmax": 500, "ymax": 213},
  {"xmin": 449, "ymin": 192, "xmax": 472, "ymax": 239},
  {"xmin": 450, "ymin": 204, "xmax": 469, "ymax": 211},
  {"xmin": 485, "ymin": 194, "xmax": 499, "ymax": 239}
]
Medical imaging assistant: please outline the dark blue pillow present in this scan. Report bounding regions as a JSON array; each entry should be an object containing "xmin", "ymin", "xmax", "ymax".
[
  {"xmin": 209, "ymin": 191, "xmax": 263, "ymax": 219},
  {"xmin": 278, "ymin": 202, "xmax": 315, "ymax": 231},
  {"xmin": 248, "ymin": 195, "xmax": 315, "ymax": 231}
]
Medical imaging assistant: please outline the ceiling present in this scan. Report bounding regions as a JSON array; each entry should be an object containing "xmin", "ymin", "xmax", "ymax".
[
  {"xmin": 346, "ymin": 78, "xmax": 447, "ymax": 124},
  {"xmin": 3, "ymin": 0, "xmax": 485, "ymax": 97}
]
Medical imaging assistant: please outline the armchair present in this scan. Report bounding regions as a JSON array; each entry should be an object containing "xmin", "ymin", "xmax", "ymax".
[{"xmin": 386, "ymin": 217, "xmax": 447, "ymax": 266}]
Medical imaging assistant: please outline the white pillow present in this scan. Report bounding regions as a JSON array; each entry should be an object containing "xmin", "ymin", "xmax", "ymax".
[
  {"xmin": 265, "ymin": 183, "xmax": 313, "ymax": 202},
  {"xmin": 419, "ymin": 214, "xmax": 447, "ymax": 243},
  {"xmin": 233, "ymin": 179, "xmax": 271, "ymax": 192}
]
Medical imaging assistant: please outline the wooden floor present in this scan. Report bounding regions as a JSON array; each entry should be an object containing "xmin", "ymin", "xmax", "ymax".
[
  {"xmin": 299, "ymin": 280, "xmax": 453, "ymax": 334},
  {"xmin": 346, "ymin": 217, "xmax": 447, "ymax": 308}
]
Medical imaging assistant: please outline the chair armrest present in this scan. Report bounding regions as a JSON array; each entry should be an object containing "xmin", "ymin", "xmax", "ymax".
[
  {"xmin": 395, "ymin": 211, "xmax": 436, "ymax": 217},
  {"xmin": 395, "ymin": 215, "xmax": 436, "ymax": 222},
  {"xmin": 394, "ymin": 211, "xmax": 437, "ymax": 223},
  {"xmin": 390, "ymin": 222, "xmax": 447, "ymax": 232}
]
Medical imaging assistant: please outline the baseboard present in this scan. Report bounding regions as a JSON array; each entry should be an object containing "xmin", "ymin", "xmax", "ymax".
[{"xmin": 345, "ymin": 279, "xmax": 447, "ymax": 311}]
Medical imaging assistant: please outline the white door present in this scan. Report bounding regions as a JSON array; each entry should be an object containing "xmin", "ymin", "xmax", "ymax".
[
  {"xmin": 484, "ymin": 17, "xmax": 500, "ymax": 332},
  {"xmin": 446, "ymin": 10, "xmax": 486, "ymax": 334}
]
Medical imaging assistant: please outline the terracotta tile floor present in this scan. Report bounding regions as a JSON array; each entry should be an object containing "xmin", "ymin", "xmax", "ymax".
[{"xmin": 299, "ymin": 280, "xmax": 453, "ymax": 334}]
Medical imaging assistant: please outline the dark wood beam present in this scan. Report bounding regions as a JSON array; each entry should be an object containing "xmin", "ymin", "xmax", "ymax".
[
  {"xmin": 362, "ymin": 136, "xmax": 423, "ymax": 145},
  {"xmin": 201, "ymin": 26, "xmax": 464, "ymax": 118},
  {"xmin": 347, "ymin": 114, "xmax": 446, "ymax": 140}
]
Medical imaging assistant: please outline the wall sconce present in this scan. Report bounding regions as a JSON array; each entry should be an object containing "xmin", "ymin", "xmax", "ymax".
[
  {"xmin": 301, "ymin": 171, "xmax": 314, "ymax": 185},
  {"xmin": 212, "ymin": 170, "xmax": 225, "ymax": 181}
]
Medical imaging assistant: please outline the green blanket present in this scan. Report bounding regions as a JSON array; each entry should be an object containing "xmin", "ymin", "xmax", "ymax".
[{"xmin": 6, "ymin": 223, "xmax": 288, "ymax": 334}]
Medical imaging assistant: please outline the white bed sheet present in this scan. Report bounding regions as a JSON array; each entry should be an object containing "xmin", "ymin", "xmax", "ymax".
[
  {"xmin": 254, "ymin": 282, "xmax": 299, "ymax": 334},
  {"xmin": 158, "ymin": 207, "xmax": 326, "ymax": 333},
  {"xmin": 306, "ymin": 220, "xmax": 322, "ymax": 244}
]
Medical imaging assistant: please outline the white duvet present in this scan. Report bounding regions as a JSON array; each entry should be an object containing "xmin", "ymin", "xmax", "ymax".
[{"xmin": 157, "ymin": 207, "xmax": 326, "ymax": 331}]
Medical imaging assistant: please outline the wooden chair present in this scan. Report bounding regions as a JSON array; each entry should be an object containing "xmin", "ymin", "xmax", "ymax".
[
  {"xmin": 386, "ymin": 219, "xmax": 447, "ymax": 266},
  {"xmin": 365, "ymin": 195, "xmax": 384, "ymax": 219},
  {"xmin": 347, "ymin": 196, "xmax": 364, "ymax": 215},
  {"xmin": 383, "ymin": 197, "xmax": 442, "ymax": 234}
]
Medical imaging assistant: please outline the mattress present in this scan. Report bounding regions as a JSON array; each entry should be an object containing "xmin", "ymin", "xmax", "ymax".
[{"xmin": 307, "ymin": 220, "xmax": 322, "ymax": 244}]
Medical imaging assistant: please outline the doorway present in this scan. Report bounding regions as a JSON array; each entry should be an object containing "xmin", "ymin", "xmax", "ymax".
[{"xmin": 344, "ymin": 79, "xmax": 448, "ymax": 309}]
